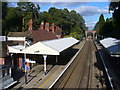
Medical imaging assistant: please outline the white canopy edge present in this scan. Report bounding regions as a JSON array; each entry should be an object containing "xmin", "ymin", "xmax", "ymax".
[
  {"xmin": 7, "ymin": 37, "xmax": 26, "ymax": 41},
  {"xmin": 8, "ymin": 37, "xmax": 79, "ymax": 55},
  {"xmin": 100, "ymin": 37, "xmax": 120, "ymax": 55}
]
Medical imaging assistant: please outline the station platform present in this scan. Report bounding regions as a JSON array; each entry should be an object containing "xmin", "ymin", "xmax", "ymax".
[{"xmin": 11, "ymin": 40, "xmax": 85, "ymax": 89}]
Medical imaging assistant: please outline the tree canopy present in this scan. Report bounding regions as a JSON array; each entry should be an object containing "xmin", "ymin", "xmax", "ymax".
[
  {"xmin": 2, "ymin": 2, "xmax": 87, "ymax": 40},
  {"xmin": 93, "ymin": 1, "xmax": 120, "ymax": 39}
]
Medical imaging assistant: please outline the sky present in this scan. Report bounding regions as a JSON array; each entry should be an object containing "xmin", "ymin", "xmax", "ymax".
[{"xmin": 8, "ymin": 1, "xmax": 113, "ymax": 30}]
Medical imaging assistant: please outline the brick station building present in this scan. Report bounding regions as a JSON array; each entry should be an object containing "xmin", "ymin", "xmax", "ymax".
[{"xmin": 7, "ymin": 19, "xmax": 63, "ymax": 70}]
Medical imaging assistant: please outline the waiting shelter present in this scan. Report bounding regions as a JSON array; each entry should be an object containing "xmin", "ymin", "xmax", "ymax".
[
  {"xmin": 8, "ymin": 37, "xmax": 79, "ymax": 74},
  {"xmin": 100, "ymin": 37, "xmax": 120, "ymax": 57}
]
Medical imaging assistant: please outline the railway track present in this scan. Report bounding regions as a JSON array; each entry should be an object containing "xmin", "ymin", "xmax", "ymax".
[{"xmin": 52, "ymin": 39, "xmax": 108, "ymax": 89}]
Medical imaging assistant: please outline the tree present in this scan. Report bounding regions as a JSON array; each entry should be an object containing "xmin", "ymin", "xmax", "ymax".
[
  {"xmin": 17, "ymin": 2, "xmax": 40, "ymax": 31},
  {"xmin": 2, "ymin": 7, "xmax": 22, "ymax": 35},
  {"xmin": 101, "ymin": 18, "xmax": 113, "ymax": 37},
  {"xmin": 99, "ymin": 14, "xmax": 105, "ymax": 35},
  {"xmin": 2, "ymin": 3, "xmax": 87, "ymax": 38},
  {"xmin": 94, "ymin": 14, "xmax": 105, "ymax": 35},
  {"xmin": 2, "ymin": 2, "xmax": 8, "ymax": 19},
  {"xmin": 109, "ymin": 1, "xmax": 120, "ymax": 38},
  {"xmin": 46, "ymin": 7, "xmax": 87, "ymax": 35}
]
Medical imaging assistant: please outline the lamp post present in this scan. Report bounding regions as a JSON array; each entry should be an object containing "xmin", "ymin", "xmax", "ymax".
[
  {"xmin": 24, "ymin": 54, "xmax": 27, "ymax": 84},
  {"xmin": 24, "ymin": 40, "xmax": 27, "ymax": 84}
]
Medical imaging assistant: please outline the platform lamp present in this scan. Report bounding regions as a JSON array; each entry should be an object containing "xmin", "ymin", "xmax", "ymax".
[{"xmin": 24, "ymin": 40, "xmax": 27, "ymax": 84}]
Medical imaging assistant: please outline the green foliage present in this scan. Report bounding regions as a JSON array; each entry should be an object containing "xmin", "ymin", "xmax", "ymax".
[
  {"xmin": 17, "ymin": 2, "xmax": 40, "ymax": 31},
  {"xmin": 39, "ymin": 7, "xmax": 87, "ymax": 37},
  {"xmin": 65, "ymin": 26, "xmax": 84, "ymax": 40},
  {"xmin": 65, "ymin": 32, "xmax": 80, "ymax": 40},
  {"xmin": 100, "ymin": 18, "xmax": 113, "ymax": 37},
  {"xmin": 2, "ymin": 2, "xmax": 87, "ymax": 38},
  {"xmin": 109, "ymin": 2, "xmax": 119, "ymax": 11},
  {"xmin": 94, "ymin": 4, "xmax": 120, "ymax": 39},
  {"xmin": 2, "ymin": 2, "xmax": 8, "ymax": 19},
  {"xmin": 109, "ymin": 1, "xmax": 120, "ymax": 38},
  {"xmin": 93, "ymin": 14, "xmax": 105, "ymax": 35},
  {"xmin": 45, "ymin": 7, "xmax": 87, "ymax": 35},
  {"xmin": 2, "ymin": 7, "xmax": 22, "ymax": 35}
]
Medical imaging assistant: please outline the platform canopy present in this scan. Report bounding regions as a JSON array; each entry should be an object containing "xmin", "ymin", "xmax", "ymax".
[
  {"xmin": 100, "ymin": 37, "xmax": 120, "ymax": 57},
  {"xmin": 8, "ymin": 37, "xmax": 79, "ymax": 55},
  {"xmin": 8, "ymin": 44, "xmax": 25, "ymax": 53}
]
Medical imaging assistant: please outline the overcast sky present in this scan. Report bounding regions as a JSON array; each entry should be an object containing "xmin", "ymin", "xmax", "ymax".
[{"xmin": 8, "ymin": 1, "xmax": 113, "ymax": 30}]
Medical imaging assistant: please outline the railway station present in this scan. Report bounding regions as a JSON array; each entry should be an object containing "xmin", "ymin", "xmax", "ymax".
[
  {"xmin": 1, "ymin": 1, "xmax": 120, "ymax": 89},
  {"xmin": 6, "ymin": 34, "xmax": 120, "ymax": 89},
  {"xmin": 8, "ymin": 37, "xmax": 79, "ymax": 74}
]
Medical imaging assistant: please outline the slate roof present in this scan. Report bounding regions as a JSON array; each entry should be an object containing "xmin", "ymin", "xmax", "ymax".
[
  {"xmin": 31, "ymin": 29, "xmax": 58, "ymax": 43},
  {"xmin": 7, "ymin": 31, "xmax": 32, "ymax": 39},
  {"xmin": 7, "ymin": 32, "xmax": 26, "ymax": 37},
  {"xmin": 7, "ymin": 28, "xmax": 59, "ymax": 44}
]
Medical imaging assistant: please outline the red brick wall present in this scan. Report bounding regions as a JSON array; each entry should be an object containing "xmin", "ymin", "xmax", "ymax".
[
  {"xmin": 45, "ymin": 22, "xmax": 49, "ymax": 31},
  {"xmin": 0, "ymin": 58, "xmax": 5, "ymax": 65},
  {"xmin": 18, "ymin": 58, "xmax": 22, "ymax": 69}
]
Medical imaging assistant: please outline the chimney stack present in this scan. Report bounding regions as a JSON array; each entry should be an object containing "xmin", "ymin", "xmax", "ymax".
[
  {"xmin": 52, "ymin": 23, "xmax": 55, "ymax": 33},
  {"xmin": 28, "ymin": 19, "xmax": 33, "ymax": 31},
  {"xmin": 40, "ymin": 21, "xmax": 44, "ymax": 29},
  {"xmin": 45, "ymin": 22, "xmax": 49, "ymax": 31}
]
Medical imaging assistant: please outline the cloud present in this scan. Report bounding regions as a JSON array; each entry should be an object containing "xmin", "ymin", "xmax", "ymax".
[
  {"xmin": 29, "ymin": 0, "xmax": 109, "ymax": 2},
  {"xmin": 51, "ymin": 2, "xmax": 86, "ymax": 7},
  {"xmin": 104, "ymin": 6, "xmax": 109, "ymax": 9},
  {"xmin": 8, "ymin": 2, "xmax": 18, "ymax": 7},
  {"xmin": 90, "ymin": 21, "xmax": 97, "ymax": 24},
  {"xmin": 75, "ymin": 6, "xmax": 109, "ymax": 16},
  {"xmin": 34, "ymin": 2, "xmax": 86, "ymax": 7},
  {"xmin": 86, "ymin": 24, "xmax": 95, "ymax": 30},
  {"xmin": 86, "ymin": 21, "xmax": 97, "ymax": 30}
]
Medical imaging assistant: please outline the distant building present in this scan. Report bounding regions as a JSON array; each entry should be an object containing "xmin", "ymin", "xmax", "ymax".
[
  {"xmin": 7, "ymin": 19, "xmax": 63, "ymax": 45},
  {"xmin": 39, "ymin": 21, "xmax": 63, "ymax": 39},
  {"xmin": 7, "ymin": 19, "xmax": 63, "ymax": 70}
]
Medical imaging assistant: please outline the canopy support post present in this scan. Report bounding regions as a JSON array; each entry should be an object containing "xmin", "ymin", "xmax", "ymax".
[
  {"xmin": 56, "ymin": 56, "xmax": 58, "ymax": 64},
  {"xmin": 43, "ymin": 55, "xmax": 47, "ymax": 75}
]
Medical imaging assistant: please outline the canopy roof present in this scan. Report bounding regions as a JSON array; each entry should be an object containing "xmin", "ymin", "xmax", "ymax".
[
  {"xmin": 8, "ymin": 37, "xmax": 79, "ymax": 55},
  {"xmin": 8, "ymin": 44, "xmax": 25, "ymax": 53},
  {"xmin": 100, "ymin": 37, "xmax": 120, "ymax": 56}
]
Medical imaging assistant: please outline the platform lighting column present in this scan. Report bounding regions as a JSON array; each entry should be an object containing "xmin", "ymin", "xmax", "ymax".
[
  {"xmin": 24, "ymin": 53, "xmax": 27, "ymax": 84},
  {"xmin": 43, "ymin": 55, "xmax": 47, "ymax": 75},
  {"xmin": 24, "ymin": 40, "xmax": 27, "ymax": 84}
]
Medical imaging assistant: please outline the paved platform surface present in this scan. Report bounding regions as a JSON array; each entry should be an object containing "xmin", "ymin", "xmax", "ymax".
[{"xmin": 11, "ymin": 40, "xmax": 85, "ymax": 89}]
